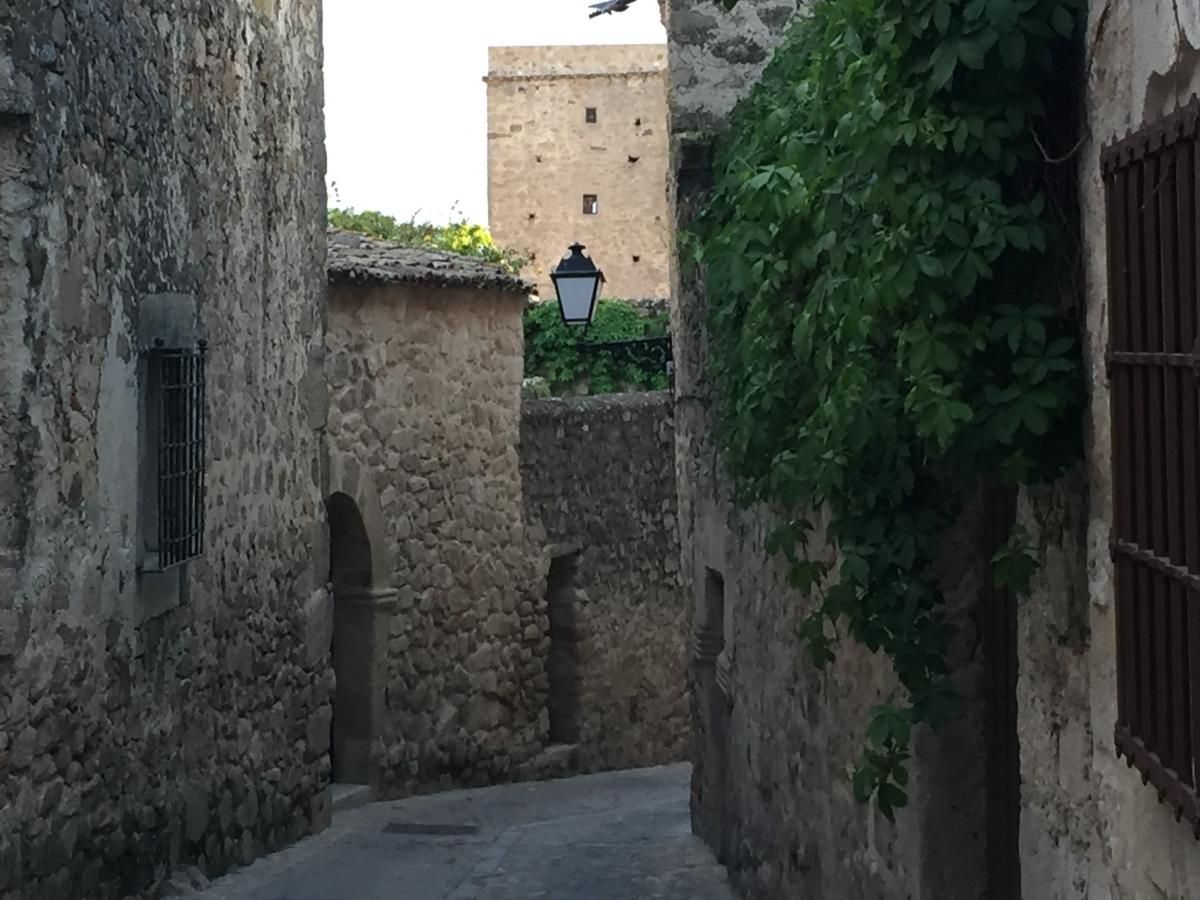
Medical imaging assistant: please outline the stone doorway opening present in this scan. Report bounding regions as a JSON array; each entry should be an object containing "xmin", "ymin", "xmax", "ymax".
[
  {"xmin": 546, "ymin": 552, "xmax": 583, "ymax": 745},
  {"xmin": 326, "ymin": 492, "xmax": 378, "ymax": 788},
  {"xmin": 694, "ymin": 566, "xmax": 732, "ymax": 862}
]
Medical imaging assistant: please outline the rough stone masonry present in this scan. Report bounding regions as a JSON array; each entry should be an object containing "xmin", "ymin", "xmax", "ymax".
[
  {"xmin": 1012, "ymin": 3, "xmax": 1200, "ymax": 898},
  {"xmin": 521, "ymin": 392, "xmax": 688, "ymax": 773},
  {"xmin": 324, "ymin": 233, "xmax": 690, "ymax": 793},
  {"xmin": 0, "ymin": 2, "xmax": 329, "ymax": 898},
  {"xmin": 325, "ymin": 229, "xmax": 549, "ymax": 798},
  {"xmin": 486, "ymin": 44, "xmax": 672, "ymax": 300},
  {"xmin": 0, "ymin": 3, "xmax": 695, "ymax": 898}
]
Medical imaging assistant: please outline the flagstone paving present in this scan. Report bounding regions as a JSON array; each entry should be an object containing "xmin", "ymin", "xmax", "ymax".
[{"xmin": 190, "ymin": 763, "xmax": 734, "ymax": 900}]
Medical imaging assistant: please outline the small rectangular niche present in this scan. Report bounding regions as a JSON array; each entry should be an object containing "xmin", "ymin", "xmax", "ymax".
[
  {"xmin": 585, "ymin": 107, "xmax": 597, "ymax": 124},
  {"xmin": 546, "ymin": 552, "xmax": 583, "ymax": 744},
  {"xmin": 582, "ymin": 194, "xmax": 599, "ymax": 216},
  {"xmin": 703, "ymin": 568, "xmax": 725, "ymax": 645}
]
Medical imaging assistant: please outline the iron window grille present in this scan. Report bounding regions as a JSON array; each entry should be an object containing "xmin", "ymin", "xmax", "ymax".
[
  {"xmin": 585, "ymin": 107, "xmax": 597, "ymax": 124},
  {"xmin": 1103, "ymin": 97, "xmax": 1200, "ymax": 835},
  {"xmin": 143, "ymin": 342, "xmax": 207, "ymax": 571}
]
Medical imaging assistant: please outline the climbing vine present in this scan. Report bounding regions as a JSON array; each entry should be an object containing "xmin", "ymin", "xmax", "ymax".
[{"xmin": 688, "ymin": 0, "xmax": 1084, "ymax": 817}]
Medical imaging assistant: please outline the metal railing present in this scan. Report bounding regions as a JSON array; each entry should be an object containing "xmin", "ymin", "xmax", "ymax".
[
  {"xmin": 1103, "ymin": 98, "xmax": 1200, "ymax": 833},
  {"xmin": 150, "ymin": 343, "xmax": 207, "ymax": 570}
]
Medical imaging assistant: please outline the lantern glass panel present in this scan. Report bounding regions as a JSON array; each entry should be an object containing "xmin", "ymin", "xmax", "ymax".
[{"xmin": 555, "ymin": 274, "xmax": 598, "ymax": 325}]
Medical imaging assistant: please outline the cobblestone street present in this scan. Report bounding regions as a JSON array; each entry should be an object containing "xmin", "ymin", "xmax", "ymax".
[{"xmin": 191, "ymin": 764, "xmax": 733, "ymax": 900}]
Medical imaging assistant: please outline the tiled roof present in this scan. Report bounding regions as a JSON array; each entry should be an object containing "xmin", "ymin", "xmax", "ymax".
[{"xmin": 326, "ymin": 229, "xmax": 533, "ymax": 295}]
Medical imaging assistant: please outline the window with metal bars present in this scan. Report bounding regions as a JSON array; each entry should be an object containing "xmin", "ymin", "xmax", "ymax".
[
  {"xmin": 142, "ymin": 342, "xmax": 207, "ymax": 571},
  {"xmin": 1103, "ymin": 98, "xmax": 1200, "ymax": 834}
]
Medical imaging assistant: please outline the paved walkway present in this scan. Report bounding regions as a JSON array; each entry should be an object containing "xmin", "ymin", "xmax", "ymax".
[{"xmin": 192, "ymin": 764, "xmax": 734, "ymax": 900}]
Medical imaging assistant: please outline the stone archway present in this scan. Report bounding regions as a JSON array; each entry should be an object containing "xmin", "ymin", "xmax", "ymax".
[
  {"xmin": 328, "ymin": 492, "xmax": 373, "ymax": 595},
  {"xmin": 326, "ymin": 492, "xmax": 395, "ymax": 788}
]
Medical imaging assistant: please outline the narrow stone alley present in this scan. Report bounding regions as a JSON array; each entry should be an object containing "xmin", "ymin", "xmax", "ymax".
[{"xmin": 186, "ymin": 765, "xmax": 732, "ymax": 900}]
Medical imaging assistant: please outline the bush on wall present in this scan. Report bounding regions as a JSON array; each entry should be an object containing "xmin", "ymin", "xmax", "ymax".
[
  {"xmin": 328, "ymin": 207, "xmax": 525, "ymax": 275},
  {"xmin": 524, "ymin": 299, "xmax": 669, "ymax": 395}
]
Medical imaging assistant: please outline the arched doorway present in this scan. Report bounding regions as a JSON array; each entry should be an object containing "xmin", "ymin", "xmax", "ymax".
[
  {"xmin": 329, "ymin": 492, "xmax": 373, "ymax": 594},
  {"xmin": 327, "ymin": 492, "xmax": 377, "ymax": 786}
]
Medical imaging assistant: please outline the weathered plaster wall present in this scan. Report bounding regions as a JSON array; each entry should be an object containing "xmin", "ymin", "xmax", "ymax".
[
  {"xmin": 668, "ymin": 3, "xmax": 989, "ymax": 898},
  {"xmin": 520, "ymin": 392, "xmax": 688, "ymax": 772},
  {"xmin": 0, "ymin": 2, "xmax": 329, "ymax": 898},
  {"xmin": 326, "ymin": 280, "xmax": 548, "ymax": 797},
  {"xmin": 486, "ymin": 45, "xmax": 671, "ymax": 299},
  {"xmin": 667, "ymin": 1, "xmax": 797, "ymax": 134},
  {"xmin": 1014, "ymin": 3, "xmax": 1200, "ymax": 898}
]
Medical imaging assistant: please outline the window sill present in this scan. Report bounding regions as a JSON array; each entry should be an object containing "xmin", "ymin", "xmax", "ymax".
[{"xmin": 136, "ymin": 565, "xmax": 184, "ymax": 624}]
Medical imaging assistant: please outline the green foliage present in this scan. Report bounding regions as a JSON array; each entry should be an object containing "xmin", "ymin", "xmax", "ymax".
[
  {"xmin": 688, "ymin": 0, "xmax": 1084, "ymax": 815},
  {"xmin": 328, "ymin": 208, "xmax": 525, "ymax": 275},
  {"xmin": 992, "ymin": 524, "xmax": 1038, "ymax": 594},
  {"xmin": 524, "ymin": 300, "xmax": 669, "ymax": 395}
]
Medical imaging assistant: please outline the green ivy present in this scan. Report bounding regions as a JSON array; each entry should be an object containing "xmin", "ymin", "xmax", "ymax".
[
  {"xmin": 328, "ymin": 208, "xmax": 526, "ymax": 275},
  {"xmin": 687, "ymin": 0, "xmax": 1084, "ymax": 819},
  {"xmin": 524, "ymin": 300, "xmax": 669, "ymax": 395}
]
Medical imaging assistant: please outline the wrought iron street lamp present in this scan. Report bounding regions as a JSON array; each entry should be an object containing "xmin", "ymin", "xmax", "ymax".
[
  {"xmin": 549, "ymin": 243, "xmax": 604, "ymax": 327},
  {"xmin": 549, "ymin": 243, "xmax": 673, "ymax": 379}
]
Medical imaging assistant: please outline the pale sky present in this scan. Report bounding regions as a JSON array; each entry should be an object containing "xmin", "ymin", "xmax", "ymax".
[{"xmin": 323, "ymin": 1, "xmax": 667, "ymax": 226}]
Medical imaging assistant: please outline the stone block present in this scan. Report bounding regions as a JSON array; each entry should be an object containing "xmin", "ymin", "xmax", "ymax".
[
  {"xmin": 307, "ymin": 704, "xmax": 332, "ymax": 754},
  {"xmin": 184, "ymin": 783, "xmax": 210, "ymax": 843},
  {"xmin": 0, "ymin": 609, "xmax": 22, "ymax": 658},
  {"xmin": 303, "ymin": 589, "xmax": 334, "ymax": 668},
  {"xmin": 0, "ymin": 836, "xmax": 18, "ymax": 891},
  {"xmin": 310, "ymin": 787, "xmax": 332, "ymax": 833},
  {"xmin": 9, "ymin": 726, "xmax": 35, "ymax": 770}
]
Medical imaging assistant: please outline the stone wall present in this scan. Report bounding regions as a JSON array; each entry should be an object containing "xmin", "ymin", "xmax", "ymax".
[
  {"xmin": 0, "ymin": 2, "xmax": 329, "ymax": 899},
  {"xmin": 1012, "ymin": 4, "xmax": 1200, "ymax": 898},
  {"xmin": 486, "ymin": 45, "xmax": 671, "ymax": 299},
  {"xmin": 520, "ymin": 392, "xmax": 688, "ymax": 772},
  {"xmin": 325, "ymin": 243, "xmax": 548, "ymax": 798},
  {"xmin": 667, "ymin": 3, "xmax": 991, "ymax": 898}
]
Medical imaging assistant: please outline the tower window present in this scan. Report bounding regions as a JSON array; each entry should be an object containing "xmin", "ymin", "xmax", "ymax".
[
  {"xmin": 583, "ymin": 194, "xmax": 599, "ymax": 215},
  {"xmin": 585, "ymin": 107, "xmax": 597, "ymax": 124}
]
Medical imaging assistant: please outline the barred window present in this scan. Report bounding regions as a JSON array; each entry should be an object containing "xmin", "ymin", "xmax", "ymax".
[
  {"xmin": 1103, "ymin": 98, "xmax": 1200, "ymax": 833},
  {"xmin": 585, "ymin": 107, "xmax": 597, "ymax": 124},
  {"xmin": 141, "ymin": 342, "xmax": 207, "ymax": 571}
]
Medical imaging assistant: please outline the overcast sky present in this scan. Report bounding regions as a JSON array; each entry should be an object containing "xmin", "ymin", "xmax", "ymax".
[{"xmin": 323, "ymin": 1, "xmax": 666, "ymax": 226}]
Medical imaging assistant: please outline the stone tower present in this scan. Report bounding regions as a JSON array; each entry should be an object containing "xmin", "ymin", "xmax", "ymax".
[{"xmin": 486, "ymin": 45, "xmax": 670, "ymax": 300}]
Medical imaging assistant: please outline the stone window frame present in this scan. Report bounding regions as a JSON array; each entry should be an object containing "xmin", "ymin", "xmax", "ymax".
[{"xmin": 135, "ymin": 294, "xmax": 207, "ymax": 620}]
